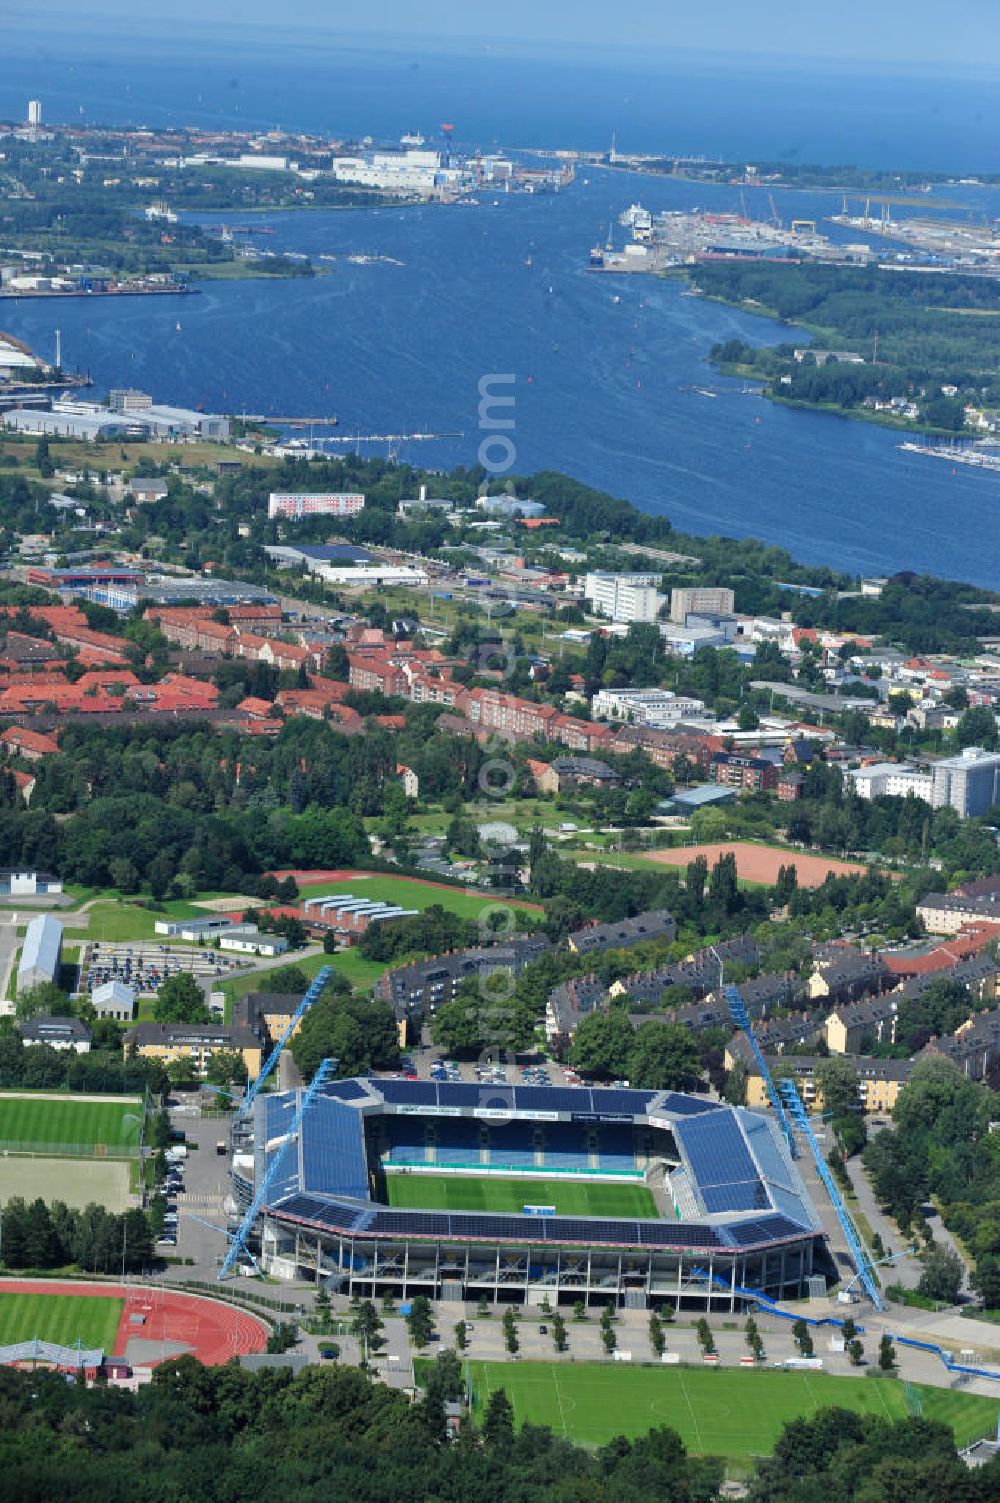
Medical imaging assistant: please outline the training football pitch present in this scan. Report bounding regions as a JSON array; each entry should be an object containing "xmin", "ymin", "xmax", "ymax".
[
  {"xmin": 0, "ymin": 1292, "xmax": 123, "ymax": 1353},
  {"xmin": 0, "ymin": 1094, "xmax": 144, "ymax": 1153},
  {"xmin": 462, "ymin": 1361, "xmax": 999, "ymax": 1458},
  {"xmin": 384, "ymin": 1173, "xmax": 658, "ymax": 1219}
]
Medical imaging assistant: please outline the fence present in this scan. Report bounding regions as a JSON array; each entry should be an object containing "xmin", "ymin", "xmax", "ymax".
[{"xmin": 1, "ymin": 1141, "xmax": 141, "ymax": 1159}]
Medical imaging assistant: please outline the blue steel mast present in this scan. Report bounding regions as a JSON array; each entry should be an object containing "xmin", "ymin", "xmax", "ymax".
[
  {"xmin": 722, "ymin": 981, "xmax": 797, "ymax": 1159},
  {"xmin": 240, "ymin": 966, "xmax": 331, "ymax": 1118},
  {"xmin": 220, "ymin": 1057, "xmax": 333, "ymax": 1280},
  {"xmin": 779, "ymin": 1076, "xmax": 884, "ymax": 1310}
]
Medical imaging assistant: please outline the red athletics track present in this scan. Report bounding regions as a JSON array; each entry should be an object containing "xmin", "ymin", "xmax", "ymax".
[{"xmin": 1, "ymin": 1279, "xmax": 268, "ymax": 1366}]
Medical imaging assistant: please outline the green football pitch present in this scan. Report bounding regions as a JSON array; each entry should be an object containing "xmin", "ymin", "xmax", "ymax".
[
  {"xmin": 384, "ymin": 1173, "xmax": 658, "ymax": 1219},
  {"xmin": 0, "ymin": 1094, "xmax": 144, "ymax": 1152},
  {"xmin": 0, "ymin": 1293, "xmax": 123, "ymax": 1353},
  {"xmin": 460, "ymin": 1361, "xmax": 1000, "ymax": 1459}
]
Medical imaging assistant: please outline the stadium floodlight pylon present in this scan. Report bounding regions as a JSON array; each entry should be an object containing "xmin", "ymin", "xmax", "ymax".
[
  {"xmin": 239, "ymin": 966, "xmax": 332, "ymax": 1118},
  {"xmin": 778, "ymin": 1076, "xmax": 884, "ymax": 1311},
  {"xmin": 219, "ymin": 1057, "xmax": 333, "ymax": 1281},
  {"xmin": 723, "ymin": 982, "xmax": 797, "ymax": 1158}
]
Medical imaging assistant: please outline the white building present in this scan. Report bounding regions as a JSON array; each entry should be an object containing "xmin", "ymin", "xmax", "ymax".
[
  {"xmin": 315, "ymin": 564, "xmax": 428, "ymax": 589},
  {"xmin": 27, "ymin": 100, "xmax": 42, "ymax": 127},
  {"xmin": 17, "ymin": 914, "xmax": 63, "ymax": 992},
  {"xmin": 0, "ymin": 870, "xmax": 62, "ymax": 898},
  {"xmin": 845, "ymin": 763, "xmax": 933, "ymax": 802},
  {"xmin": 91, "ymin": 979, "xmax": 136, "ymax": 1021},
  {"xmin": 218, "ymin": 927, "xmax": 288, "ymax": 957},
  {"xmin": 19, "ymin": 1016, "xmax": 90, "ymax": 1053},
  {"xmin": 268, "ymin": 492, "xmax": 365, "ymax": 521},
  {"xmin": 658, "ymin": 621, "xmax": 729, "ymax": 655},
  {"xmin": 670, "ymin": 586, "xmax": 736, "ymax": 623},
  {"xmin": 591, "ymin": 687, "xmax": 705, "ymax": 727},
  {"xmin": 931, "ymin": 747, "xmax": 1000, "ymax": 818},
  {"xmin": 584, "ymin": 573, "xmax": 664, "ymax": 624}
]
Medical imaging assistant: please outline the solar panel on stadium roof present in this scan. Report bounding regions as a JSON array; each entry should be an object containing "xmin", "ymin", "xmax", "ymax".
[
  {"xmin": 435, "ymin": 1082, "xmax": 478, "ymax": 1107},
  {"xmin": 638, "ymin": 1222, "xmax": 721, "ymax": 1248},
  {"xmin": 588, "ymin": 1089, "xmax": 657, "ymax": 1115},
  {"xmin": 302, "ymin": 1098, "xmax": 368, "ymax": 1199},
  {"xmin": 370, "ymin": 1210, "xmax": 452, "ymax": 1237},
  {"xmin": 448, "ymin": 1214, "xmax": 539, "ymax": 1240},
  {"xmin": 322, "ymin": 1080, "xmax": 371, "ymax": 1101},
  {"xmin": 513, "ymin": 1086, "xmax": 583, "ymax": 1112},
  {"xmin": 272, "ymin": 1193, "xmax": 363, "ymax": 1231},
  {"xmin": 541, "ymin": 1218, "xmax": 642, "ymax": 1244},
  {"xmin": 675, "ymin": 1110, "xmax": 768, "ymax": 1214},
  {"xmin": 722, "ymin": 1215, "xmax": 805, "ymax": 1247},
  {"xmin": 657, "ymin": 1092, "xmax": 721, "ymax": 1117},
  {"xmin": 378, "ymin": 1079, "xmax": 439, "ymax": 1105}
]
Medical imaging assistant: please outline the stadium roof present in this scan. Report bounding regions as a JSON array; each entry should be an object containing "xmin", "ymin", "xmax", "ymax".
[
  {"xmin": 0, "ymin": 1339, "xmax": 104, "ymax": 1368},
  {"xmin": 257, "ymin": 1077, "xmax": 820, "ymax": 1255}
]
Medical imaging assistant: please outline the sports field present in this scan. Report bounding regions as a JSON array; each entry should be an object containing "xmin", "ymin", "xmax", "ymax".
[
  {"xmin": 384, "ymin": 1173, "xmax": 658, "ymax": 1219},
  {"xmin": 462, "ymin": 1361, "xmax": 999, "ymax": 1458},
  {"xmin": 0, "ymin": 1158, "xmax": 131, "ymax": 1212},
  {"xmin": 0, "ymin": 1292, "xmax": 123, "ymax": 1352},
  {"xmin": 644, "ymin": 841, "xmax": 872, "ymax": 888},
  {"xmin": 277, "ymin": 869, "xmax": 542, "ymax": 919},
  {"xmin": 0, "ymin": 1093, "xmax": 144, "ymax": 1153}
]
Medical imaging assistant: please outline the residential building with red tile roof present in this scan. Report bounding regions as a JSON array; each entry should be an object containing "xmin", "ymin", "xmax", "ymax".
[{"xmin": 0, "ymin": 726, "xmax": 60, "ymax": 759}]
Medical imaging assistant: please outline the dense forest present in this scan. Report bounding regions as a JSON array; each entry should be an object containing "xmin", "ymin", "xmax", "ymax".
[{"xmin": 0, "ymin": 1356, "xmax": 994, "ymax": 1503}]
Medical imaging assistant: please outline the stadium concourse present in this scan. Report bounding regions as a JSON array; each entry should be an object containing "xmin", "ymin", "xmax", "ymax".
[
  {"xmin": 0, "ymin": 1280, "xmax": 269, "ymax": 1368},
  {"xmin": 235, "ymin": 1078, "xmax": 826, "ymax": 1309}
]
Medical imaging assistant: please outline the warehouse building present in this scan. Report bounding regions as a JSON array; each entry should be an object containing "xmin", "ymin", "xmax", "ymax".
[{"xmin": 17, "ymin": 914, "xmax": 63, "ymax": 992}]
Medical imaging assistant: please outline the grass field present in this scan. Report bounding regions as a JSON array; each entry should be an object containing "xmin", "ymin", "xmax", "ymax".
[
  {"xmin": 384, "ymin": 1173, "xmax": 658, "ymax": 1219},
  {"xmin": 457, "ymin": 1361, "xmax": 999, "ymax": 1458},
  {"xmin": 0, "ymin": 1094, "xmax": 144, "ymax": 1153},
  {"xmin": 296, "ymin": 873, "xmax": 541, "ymax": 920},
  {"xmin": 0, "ymin": 1158, "xmax": 132, "ymax": 1212},
  {"xmin": 0, "ymin": 1292, "xmax": 123, "ymax": 1352}
]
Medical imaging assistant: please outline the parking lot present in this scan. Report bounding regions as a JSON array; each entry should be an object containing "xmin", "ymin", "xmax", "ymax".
[{"xmin": 81, "ymin": 940, "xmax": 244, "ymax": 997}]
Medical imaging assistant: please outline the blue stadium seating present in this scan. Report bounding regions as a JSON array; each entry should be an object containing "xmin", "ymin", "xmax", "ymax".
[{"xmin": 302, "ymin": 1098, "xmax": 369, "ymax": 1200}]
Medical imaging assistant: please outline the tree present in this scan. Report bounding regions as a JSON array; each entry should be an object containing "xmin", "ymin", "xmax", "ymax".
[
  {"xmin": 847, "ymin": 1337, "xmax": 865, "ymax": 1366},
  {"xmin": 314, "ymin": 1286, "xmax": 332, "ymax": 1332},
  {"xmin": 481, "ymin": 1387, "xmax": 515, "ymax": 1449},
  {"xmin": 350, "ymin": 1300, "xmax": 385, "ymax": 1356},
  {"xmin": 816, "ymin": 1057, "xmax": 861, "ymax": 1119},
  {"xmin": 573, "ymin": 1299, "xmax": 587, "ymax": 1322},
  {"xmin": 627, "ymin": 1021, "xmax": 703, "ymax": 1092},
  {"xmin": 15, "ymin": 981, "xmax": 71, "ymax": 1021},
  {"xmin": 599, "ymin": 1307, "xmax": 616, "ymax": 1354},
  {"xmin": 695, "ymin": 1318, "xmax": 715, "ymax": 1355},
  {"xmin": 648, "ymin": 1311, "xmax": 665, "ymax": 1358},
  {"xmin": 551, "ymin": 1311, "xmax": 568, "ymax": 1353},
  {"xmin": 405, "ymin": 1295, "xmax": 436, "ymax": 1349},
  {"xmin": 568, "ymin": 1008, "xmax": 633, "ymax": 1080},
  {"xmin": 502, "ymin": 1308, "xmax": 519, "ymax": 1355},
  {"xmin": 204, "ymin": 1049, "xmax": 247, "ymax": 1091},
  {"xmin": 153, "ymin": 973, "xmax": 210, "ymax": 1025},
  {"xmin": 263, "ymin": 964, "xmax": 310, "ymax": 995},
  {"xmin": 841, "ymin": 1316, "xmax": 857, "ymax": 1343},
  {"xmin": 917, "ymin": 1242, "xmax": 963, "ymax": 1305},
  {"xmin": 878, "ymin": 1334, "xmax": 896, "ymax": 1372},
  {"xmin": 453, "ymin": 1320, "xmax": 468, "ymax": 1351},
  {"xmin": 792, "ymin": 1319, "xmax": 814, "ymax": 1357},
  {"xmin": 956, "ymin": 705, "xmax": 998, "ymax": 752}
]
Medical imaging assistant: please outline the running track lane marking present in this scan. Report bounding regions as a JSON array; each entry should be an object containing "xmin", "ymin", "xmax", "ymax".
[{"xmin": 677, "ymin": 1370, "xmax": 704, "ymax": 1450}]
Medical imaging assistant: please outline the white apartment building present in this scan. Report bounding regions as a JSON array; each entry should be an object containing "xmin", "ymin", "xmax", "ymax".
[
  {"xmin": 591, "ymin": 687, "xmax": 705, "ymax": 727},
  {"xmin": 931, "ymin": 746, "xmax": 1000, "ymax": 819},
  {"xmin": 584, "ymin": 573, "xmax": 664, "ymax": 624},
  {"xmin": 845, "ymin": 763, "xmax": 933, "ymax": 802},
  {"xmin": 268, "ymin": 492, "xmax": 366, "ymax": 520},
  {"xmin": 669, "ymin": 586, "xmax": 736, "ymax": 623}
]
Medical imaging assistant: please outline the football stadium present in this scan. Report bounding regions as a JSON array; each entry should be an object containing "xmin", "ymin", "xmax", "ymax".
[{"xmin": 234, "ymin": 1079, "xmax": 825, "ymax": 1308}]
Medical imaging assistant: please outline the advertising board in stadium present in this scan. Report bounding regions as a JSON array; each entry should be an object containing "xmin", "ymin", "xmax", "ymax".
[
  {"xmin": 397, "ymin": 1105, "xmax": 463, "ymax": 1116},
  {"xmin": 523, "ymin": 1205, "xmax": 556, "ymax": 1216},
  {"xmin": 571, "ymin": 1112, "xmax": 635, "ymax": 1125}
]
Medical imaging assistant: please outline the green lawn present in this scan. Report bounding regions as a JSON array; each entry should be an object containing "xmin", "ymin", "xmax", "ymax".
[
  {"xmin": 297, "ymin": 874, "xmax": 541, "ymax": 920},
  {"xmin": 454, "ymin": 1361, "xmax": 999, "ymax": 1459},
  {"xmin": 0, "ymin": 1093, "xmax": 144, "ymax": 1153},
  {"xmin": 0, "ymin": 1292, "xmax": 123, "ymax": 1352},
  {"xmin": 384, "ymin": 1174, "xmax": 657, "ymax": 1219}
]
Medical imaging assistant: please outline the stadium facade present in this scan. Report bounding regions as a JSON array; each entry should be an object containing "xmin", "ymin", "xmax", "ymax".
[{"xmin": 235, "ymin": 1079, "xmax": 825, "ymax": 1310}]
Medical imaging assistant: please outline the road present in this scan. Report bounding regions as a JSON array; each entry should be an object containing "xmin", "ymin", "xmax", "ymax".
[{"xmin": 0, "ymin": 912, "xmax": 19, "ymax": 1008}]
